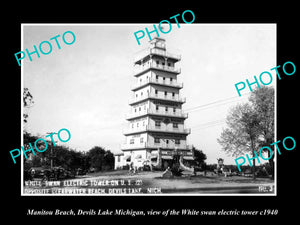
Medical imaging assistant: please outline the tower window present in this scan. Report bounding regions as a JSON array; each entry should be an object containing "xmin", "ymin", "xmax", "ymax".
[
  {"xmin": 130, "ymin": 139, "xmax": 134, "ymax": 144},
  {"xmin": 156, "ymin": 105, "xmax": 159, "ymax": 111},
  {"xmin": 156, "ymin": 60, "xmax": 159, "ymax": 65},
  {"xmin": 166, "ymin": 139, "xmax": 169, "ymax": 144},
  {"xmin": 175, "ymin": 139, "xmax": 180, "ymax": 145},
  {"xmin": 155, "ymin": 121, "xmax": 161, "ymax": 127},
  {"xmin": 173, "ymin": 123, "xmax": 178, "ymax": 128},
  {"xmin": 165, "ymin": 107, "xmax": 168, "ymax": 112},
  {"xmin": 154, "ymin": 138, "xmax": 160, "ymax": 143},
  {"xmin": 164, "ymin": 91, "xmax": 167, "ymax": 96},
  {"xmin": 140, "ymin": 137, "xmax": 144, "ymax": 143},
  {"xmin": 155, "ymin": 90, "xmax": 158, "ymax": 94}
]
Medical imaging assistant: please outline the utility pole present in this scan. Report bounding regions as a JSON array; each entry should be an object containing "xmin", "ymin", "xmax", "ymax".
[{"xmin": 46, "ymin": 132, "xmax": 57, "ymax": 169}]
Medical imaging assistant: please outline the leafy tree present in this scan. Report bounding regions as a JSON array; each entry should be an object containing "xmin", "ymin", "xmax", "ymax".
[
  {"xmin": 23, "ymin": 88, "xmax": 34, "ymax": 124},
  {"xmin": 87, "ymin": 146, "xmax": 114, "ymax": 171},
  {"xmin": 87, "ymin": 146, "xmax": 105, "ymax": 171},
  {"xmin": 23, "ymin": 132, "xmax": 41, "ymax": 170},
  {"xmin": 218, "ymin": 87, "xmax": 275, "ymax": 179},
  {"xmin": 103, "ymin": 150, "xmax": 115, "ymax": 170},
  {"xmin": 23, "ymin": 89, "xmax": 36, "ymax": 169},
  {"xmin": 249, "ymin": 86, "xmax": 275, "ymax": 177},
  {"xmin": 23, "ymin": 132, "xmax": 88, "ymax": 171},
  {"xmin": 24, "ymin": 131, "xmax": 39, "ymax": 145},
  {"xmin": 192, "ymin": 147, "xmax": 207, "ymax": 167},
  {"xmin": 218, "ymin": 103, "xmax": 261, "ymax": 179},
  {"xmin": 23, "ymin": 135, "xmax": 115, "ymax": 173}
]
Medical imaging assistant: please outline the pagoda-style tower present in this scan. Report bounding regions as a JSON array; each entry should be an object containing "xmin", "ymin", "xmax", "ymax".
[{"xmin": 121, "ymin": 37, "xmax": 193, "ymax": 170}]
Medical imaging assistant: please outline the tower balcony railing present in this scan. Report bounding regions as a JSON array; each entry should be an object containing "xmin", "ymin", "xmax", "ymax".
[
  {"xmin": 147, "ymin": 124, "xmax": 191, "ymax": 134},
  {"xmin": 121, "ymin": 142, "xmax": 193, "ymax": 151},
  {"xmin": 126, "ymin": 108, "xmax": 188, "ymax": 120},
  {"xmin": 148, "ymin": 109, "xmax": 188, "ymax": 118},
  {"xmin": 131, "ymin": 77, "xmax": 183, "ymax": 90},
  {"xmin": 150, "ymin": 48, "xmax": 181, "ymax": 61},
  {"xmin": 129, "ymin": 92, "xmax": 186, "ymax": 105},
  {"xmin": 123, "ymin": 125, "xmax": 191, "ymax": 135},
  {"xmin": 146, "ymin": 143, "xmax": 193, "ymax": 151},
  {"xmin": 133, "ymin": 62, "xmax": 181, "ymax": 76},
  {"xmin": 134, "ymin": 47, "xmax": 181, "ymax": 63}
]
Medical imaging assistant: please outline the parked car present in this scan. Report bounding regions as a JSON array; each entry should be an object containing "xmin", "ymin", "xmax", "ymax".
[
  {"xmin": 51, "ymin": 167, "xmax": 75, "ymax": 180},
  {"xmin": 243, "ymin": 169, "xmax": 253, "ymax": 177},
  {"xmin": 27, "ymin": 167, "xmax": 52, "ymax": 181},
  {"xmin": 27, "ymin": 166, "xmax": 75, "ymax": 181}
]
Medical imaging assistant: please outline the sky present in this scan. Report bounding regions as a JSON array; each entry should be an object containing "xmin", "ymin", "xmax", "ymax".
[{"xmin": 22, "ymin": 24, "xmax": 276, "ymax": 164}]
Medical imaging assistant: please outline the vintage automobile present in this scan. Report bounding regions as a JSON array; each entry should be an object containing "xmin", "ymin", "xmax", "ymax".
[
  {"xmin": 26, "ymin": 167, "xmax": 52, "ymax": 181},
  {"xmin": 26, "ymin": 166, "xmax": 75, "ymax": 181}
]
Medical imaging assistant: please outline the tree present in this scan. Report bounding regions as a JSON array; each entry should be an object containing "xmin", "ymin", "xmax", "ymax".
[
  {"xmin": 23, "ymin": 88, "xmax": 34, "ymax": 124},
  {"xmin": 103, "ymin": 150, "xmax": 115, "ymax": 170},
  {"xmin": 87, "ymin": 146, "xmax": 105, "ymax": 171},
  {"xmin": 23, "ymin": 132, "xmax": 41, "ymax": 170},
  {"xmin": 249, "ymin": 86, "xmax": 275, "ymax": 178},
  {"xmin": 23, "ymin": 88, "xmax": 36, "ymax": 170},
  {"xmin": 192, "ymin": 147, "xmax": 207, "ymax": 167},
  {"xmin": 23, "ymin": 131, "xmax": 88, "ymax": 171},
  {"xmin": 218, "ymin": 103, "xmax": 261, "ymax": 179},
  {"xmin": 87, "ymin": 146, "xmax": 114, "ymax": 171}
]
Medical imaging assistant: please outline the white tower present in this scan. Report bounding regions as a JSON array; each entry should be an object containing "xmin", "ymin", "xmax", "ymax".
[{"xmin": 121, "ymin": 37, "xmax": 193, "ymax": 169}]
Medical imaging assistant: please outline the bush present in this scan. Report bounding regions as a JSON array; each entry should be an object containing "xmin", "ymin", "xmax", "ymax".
[{"xmin": 122, "ymin": 165, "xmax": 129, "ymax": 170}]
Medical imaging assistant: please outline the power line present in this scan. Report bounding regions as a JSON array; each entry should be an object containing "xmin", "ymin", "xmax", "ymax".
[
  {"xmin": 186, "ymin": 97, "xmax": 237, "ymax": 111},
  {"xmin": 98, "ymin": 94, "xmax": 249, "ymax": 131},
  {"xmin": 190, "ymin": 123, "xmax": 226, "ymax": 133},
  {"xmin": 190, "ymin": 119, "xmax": 226, "ymax": 130},
  {"xmin": 184, "ymin": 94, "xmax": 251, "ymax": 131},
  {"xmin": 185, "ymin": 92, "xmax": 251, "ymax": 113}
]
